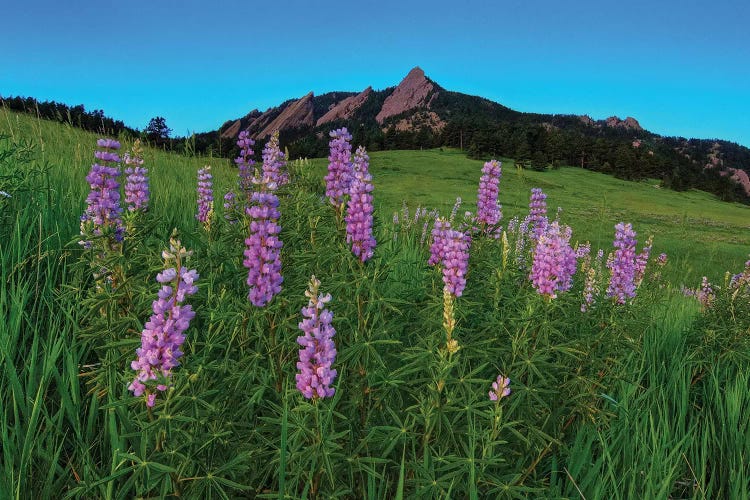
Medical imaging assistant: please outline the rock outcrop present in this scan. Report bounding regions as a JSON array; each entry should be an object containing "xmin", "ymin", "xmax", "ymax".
[
  {"xmin": 316, "ymin": 87, "xmax": 372, "ymax": 127},
  {"xmin": 376, "ymin": 67, "xmax": 436, "ymax": 124},
  {"xmin": 719, "ymin": 168, "xmax": 750, "ymax": 196},
  {"xmin": 605, "ymin": 116, "xmax": 643, "ymax": 131},
  {"xmin": 387, "ymin": 111, "xmax": 446, "ymax": 133},
  {"xmin": 255, "ymin": 92, "xmax": 314, "ymax": 139}
]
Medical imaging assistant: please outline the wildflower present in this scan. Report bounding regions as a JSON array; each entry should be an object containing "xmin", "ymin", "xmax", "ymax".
[
  {"xmin": 428, "ymin": 218, "xmax": 452, "ymax": 266},
  {"xmin": 324, "ymin": 128, "xmax": 353, "ymax": 212},
  {"xmin": 262, "ymin": 131, "xmax": 288, "ymax": 186},
  {"xmin": 449, "ymin": 197, "xmax": 462, "ymax": 223},
  {"xmin": 129, "ymin": 236, "xmax": 198, "ymax": 407},
  {"xmin": 575, "ymin": 242, "xmax": 591, "ymax": 259},
  {"xmin": 442, "ymin": 229, "xmax": 471, "ymax": 297},
  {"xmin": 529, "ymin": 220, "xmax": 577, "ymax": 299},
  {"xmin": 79, "ymin": 138, "xmax": 124, "ymax": 249},
  {"xmin": 235, "ymin": 130, "xmax": 255, "ymax": 197},
  {"xmin": 476, "ymin": 159, "xmax": 502, "ymax": 231},
  {"xmin": 123, "ymin": 140, "xmax": 149, "ymax": 212},
  {"xmin": 296, "ymin": 276, "xmax": 337, "ymax": 399},
  {"xmin": 196, "ymin": 166, "xmax": 213, "ymax": 230},
  {"xmin": 697, "ymin": 277, "xmax": 714, "ymax": 309},
  {"xmin": 657, "ymin": 253, "xmax": 667, "ymax": 266},
  {"xmin": 223, "ymin": 191, "xmax": 241, "ymax": 224},
  {"xmin": 607, "ymin": 222, "xmax": 637, "ymax": 304},
  {"xmin": 527, "ymin": 188, "xmax": 548, "ymax": 240},
  {"xmin": 243, "ymin": 175, "xmax": 283, "ymax": 307},
  {"xmin": 489, "ymin": 375, "xmax": 511, "ymax": 401},
  {"xmin": 581, "ymin": 262, "xmax": 599, "ymax": 312},
  {"xmin": 634, "ymin": 235, "xmax": 653, "ymax": 287},
  {"xmin": 345, "ymin": 146, "xmax": 376, "ymax": 262}
]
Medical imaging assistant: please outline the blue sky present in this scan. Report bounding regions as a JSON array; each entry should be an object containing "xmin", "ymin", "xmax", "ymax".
[{"xmin": 2, "ymin": 0, "xmax": 748, "ymax": 145}]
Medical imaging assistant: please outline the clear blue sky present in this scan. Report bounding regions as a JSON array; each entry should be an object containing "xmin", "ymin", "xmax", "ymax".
[{"xmin": 2, "ymin": 0, "xmax": 748, "ymax": 146}]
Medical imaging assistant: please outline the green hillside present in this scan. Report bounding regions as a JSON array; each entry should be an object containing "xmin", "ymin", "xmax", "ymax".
[{"xmin": 2, "ymin": 108, "xmax": 747, "ymax": 285}]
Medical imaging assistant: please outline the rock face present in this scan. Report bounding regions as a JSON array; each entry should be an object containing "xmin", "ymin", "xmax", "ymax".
[
  {"xmin": 316, "ymin": 87, "xmax": 372, "ymax": 127},
  {"xmin": 388, "ymin": 111, "xmax": 446, "ymax": 133},
  {"xmin": 255, "ymin": 92, "xmax": 315, "ymax": 139},
  {"xmin": 719, "ymin": 168, "xmax": 750, "ymax": 196},
  {"xmin": 376, "ymin": 67, "xmax": 436, "ymax": 124},
  {"xmin": 605, "ymin": 116, "xmax": 643, "ymax": 131},
  {"xmin": 579, "ymin": 115, "xmax": 595, "ymax": 126}
]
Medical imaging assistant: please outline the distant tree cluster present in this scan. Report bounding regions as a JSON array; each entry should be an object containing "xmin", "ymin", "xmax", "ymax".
[{"xmin": 0, "ymin": 95, "xmax": 138, "ymax": 137}]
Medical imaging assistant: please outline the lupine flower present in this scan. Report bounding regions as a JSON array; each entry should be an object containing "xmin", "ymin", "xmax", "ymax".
[
  {"xmin": 441, "ymin": 229, "xmax": 471, "ymax": 297},
  {"xmin": 129, "ymin": 236, "xmax": 198, "ymax": 407},
  {"xmin": 575, "ymin": 242, "xmax": 591, "ymax": 259},
  {"xmin": 607, "ymin": 222, "xmax": 637, "ymax": 304},
  {"xmin": 262, "ymin": 131, "xmax": 288, "ymax": 186},
  {"xmin": 123, "ymin": 140, "xmax": 149, "ymax": 212},
  {"xmin": 345, "ymin": 146, "xmax": 376, "ymax": 262},
  {"xmin": 79, "ymin": 138, "xmax": 124, "ymax": 249},
  {"xmin": 729, "ymin": 258, "xmax": 750, "ymax": 289},
  {"xmin": 657, "ymin": 253, "xmax": 667, "ymax": 266},
  {"xmin": 449, "ymin": 197, "xmax": 462, "ymax": 223},
  {"xmin": 428, "ymin": 218, "xmax": 452, "ymax": 266},
  {"xmin": 223, "ymin": 191, "xmax": 241, "ymax": 224},
  {"xmin": 507, "ymin": 216, "xmax": 518, "ymax": 234},
  {"xmin": 243, "ymin": 176, "xmax": 283, "ymax": 307},
  {"xmin": 697, "ymin": 277, "xmax": 715, "ymax": 309},
  {"xmin": 634, "ymin": 235, "xmax": 653, "ymax": 287},
  {"xmin": 235, "ymin": 130, "xmax": 255, "ymax": 196},
  {"xmin": 476, "ymin": 159, "xmax": 503, "ymax": 230},
  {"xmin": 515, "ymin": 219, "xmax": 530, "ymax": 266},
  {"xmin": 527, "ymin": 188, "xmax": 548, "ymax": 240},
  {"xmin": 196, "ymin": 166, "xmax": 214, "ymax": 230},
  {"xmin": 296, "ymin": 276, "xmax": 337, "ymax": 399},
  {"xmin": 324, "ymin": 128, "xmax": 353, "ymax": 211},
  {"xmin": 581, "ymin": 258, "xmax": 600, "ymax": 312},
  {"xmin": 529, "ymin": 220, "xmax": 577, "ymax": 299},
  {"xmin": 489, "ymin": 374, "xmax": 511, "ymax": 401}
]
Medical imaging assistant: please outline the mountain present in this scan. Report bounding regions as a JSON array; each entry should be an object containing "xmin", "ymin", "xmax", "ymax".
[{"xmin": 196, "ymin": 66, "xmax": 749, "ymax": 202}]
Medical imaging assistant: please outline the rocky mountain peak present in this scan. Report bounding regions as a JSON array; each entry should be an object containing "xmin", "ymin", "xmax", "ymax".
[{"xmin": 375, "ymin": 67, "xmax": 437, "ymax": 124}]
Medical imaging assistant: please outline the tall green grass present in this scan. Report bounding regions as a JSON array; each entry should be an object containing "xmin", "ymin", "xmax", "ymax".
[{"xmin": 1, "ymin": 111, "xmax": 748, "ymax": 498}]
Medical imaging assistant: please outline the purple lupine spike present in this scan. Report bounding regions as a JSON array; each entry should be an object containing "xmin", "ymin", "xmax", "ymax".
[
  {"xmin": 296, "ymin": 276, "xmax": 337, "ymax": 399},
  {"xmin": 606, "ymin": 222, "xmax": 637, "ymax": 304},
  {"xmin": 489, "ymin": 374, "xmax": 511, "ymax": 401},
  {"xmin": 243, "ymin": 173, "xmax": 283, "ymax": 307},
  {"xmin": 196, "ymin": 166, "xmax": 213, "ymax": 228},
  {"xmin": 476, "ymin": 160, "xmax": 502, "ymax": 229},
  {"xmin": 223, "ymin": 191, "xmax": 241, "ymax": 224},
  {"xmin": 529, "ymin": 220, "xmax": 577, "ymax": 299},
  {"xmin": 449, "ymin": 197, "xmax": 462, "ymax": 223},
  {"xmin": 441, "ymin": 229, "xmax": 471, "ymax": 297},
  {"xmin": 79, "ymin": 138, "xmax": 124, "ymax": 248},
  {"xmin": 324, "ymin": 128, "xmax": 353, "ymax": 211},
  {"xmin": 697, "ymin": 277, "xmax": 715, "ymax": 309},
  {"xmin": 575, "ymin": 242, "xmax": 591, "ymax": 259},
  {"xmin": 262, "ymin": 131, "xmax": 288, "ymax": 187},
  {"xmin": 235, "ymin": 130, "xmax": 255, "ymax": 196},
  {"xmin": 428, "ymin": 218, "xmax": 452, "ymax": 266},
  {"xmin": 345, "ymin": 146, "xmax": 376, "ymax": 262},
  {"xmin": 527, "ymin": 188, "xmax": 548, "ymax": 240},
  {"xmin": 123, "ymin": 140, "xmax": 149, "ymax": 212},
  {"xmin": 129, "ymin": 237, "xmax": 198, "ymax": 407},
  {"xmin": 634, "ymin": 235, "xmax": 653, "ymax": 287}
]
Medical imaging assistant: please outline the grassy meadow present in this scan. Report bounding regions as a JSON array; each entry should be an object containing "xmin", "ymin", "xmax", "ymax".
[{"xmin": 1, "ymin": 109, "xmax": 749, "ymax": 498}]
